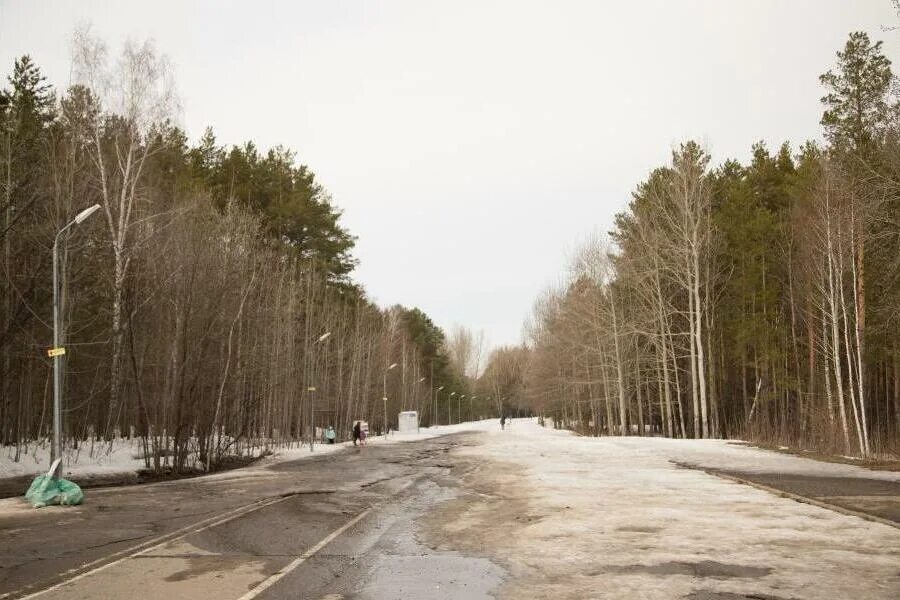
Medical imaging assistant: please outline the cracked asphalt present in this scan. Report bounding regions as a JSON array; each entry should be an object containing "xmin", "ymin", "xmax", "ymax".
[
  {"xmin": 3, "ymin": 426, "xmax": 898, "ymax": 600},
  {"xmin": 0, "ymin": 433, "xmax": 498, "ymax": 600}
]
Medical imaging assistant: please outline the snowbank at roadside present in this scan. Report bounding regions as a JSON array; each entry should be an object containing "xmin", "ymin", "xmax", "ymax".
[
  {"xmin": 1, "ymin": 438, "xmax": 148, "ymax": 480},
  {"xmin": 0, "ymin": 419, "xmax": 499, "ymax": 484}
]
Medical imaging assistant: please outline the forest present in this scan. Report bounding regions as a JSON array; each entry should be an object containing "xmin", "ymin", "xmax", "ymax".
[
  {"xmin": 480, "ymin": 32, "xmax": 900, "ymax": 458},
  {"xmin": 0, "ymin": 30, "xmax": 466, "ymax": 473},
  {"xmin": 3, "ymin": 28, "xmax": 899, "ymax": 473}
]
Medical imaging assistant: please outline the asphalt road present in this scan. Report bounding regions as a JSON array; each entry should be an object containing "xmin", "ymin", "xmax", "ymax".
[
  {"xmin": 0, "ymin": 433, "xmax": 501, "ymax": 600},
  {"xmin": 706, "ymin": 469, "xmax": 900, "ymax": 524},
  {"xmin": 2, "ymin": 430, "xmax": 897, "ymax": 600}
]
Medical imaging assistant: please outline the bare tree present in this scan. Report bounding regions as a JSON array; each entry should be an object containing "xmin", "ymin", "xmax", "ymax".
[{"xmin": 71, "ymin": 28, "xmax": 178, "ymax": 437}]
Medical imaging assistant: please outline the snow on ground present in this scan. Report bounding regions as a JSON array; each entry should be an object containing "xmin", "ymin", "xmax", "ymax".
[
  {"xmin": 4, "ymin": 417, "xmax": 896, "ymax": 487},
  {"xmin": 3, "ymin": 418, "xmax": 897, "ymax": 597},
  {"xmin": 444, "ymin": 419, "xmax": 900, "ymax": 600},
  {"xmin": 602, "ymin": 435, "xmax": 900, "ymax": 482},
  {"xmin": 211, "ymin": 420, "xmax": 497, "ymax": 477},
  {"xmin": 1, "ymin": 438, "xmax": 148, "ymax": 480},
  {"xmin": 0, "ymin": 420, "xmax": 495, "ymax": 483}
]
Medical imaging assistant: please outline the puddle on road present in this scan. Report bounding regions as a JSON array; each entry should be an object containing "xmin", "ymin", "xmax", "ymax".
[{"xmin": 354, "ymin": 479, "xmax": 505, "ymax": 600}]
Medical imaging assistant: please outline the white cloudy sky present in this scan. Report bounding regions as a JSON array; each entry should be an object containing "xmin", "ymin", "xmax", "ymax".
[{"xmin": 2, "ymin": 1, "xmax": 898, "ymax": 348}]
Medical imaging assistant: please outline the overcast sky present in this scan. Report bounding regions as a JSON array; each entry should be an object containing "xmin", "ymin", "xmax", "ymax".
[{"xmin": 2, "ymin": 1, "xmax": 898, "ymax": 349}]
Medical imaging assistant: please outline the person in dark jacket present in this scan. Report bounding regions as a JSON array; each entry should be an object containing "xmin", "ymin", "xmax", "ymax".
[{"xmin": 353, "ymin": 421, "xmax": 362, "ymax": 446}]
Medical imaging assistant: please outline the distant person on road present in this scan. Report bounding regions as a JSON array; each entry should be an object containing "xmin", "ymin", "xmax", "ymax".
[
  {"xmin": 325, "ymin": 425, "xmax": 336, "ymax": 444},
  {"xmin": 500, "ymin": 415, "xmax": 506, "ymax": 430},
  {"xmin": 353, "ymin": 421, "xmax": 362, "ymax": 446},
  {"xmin": 359, "ymin": 426, "xmax": 367, "ymax": 446}
]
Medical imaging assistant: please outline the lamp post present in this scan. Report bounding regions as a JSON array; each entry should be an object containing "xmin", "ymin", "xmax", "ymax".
[
  {"xmin": 459, "ymin": 395, "xmax": 465, "ymax": 424},
  {"xmin": 384, "ymin": 362, "xmax": 397, "ymax": 438},
  {"xmin": 51, "ymin": 204, "xmax": 101, "ymax": 476},
  {"xmin": 448, "ymin": 392, "xmax": 456, "ymax": 424},
  {"xmin": 434, "ymin": 386, "xmax": 444, "ymax": 426},
  {"xmin": 416, "ymin": 377, "xmax": 425, "ymax": 432},
  {"xmin": 307, "ymin": 331, "xmax": 331, "ymax": 452}
]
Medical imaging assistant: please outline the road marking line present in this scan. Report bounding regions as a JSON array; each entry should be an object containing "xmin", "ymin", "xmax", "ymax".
[
  {"xmin": 9, "ymin": 494, "xmax": 297, "ymax": 600},
  {"xmin": 236, "ymin": 477, "xmax": 419, "ymax": 600},
  {"xmin": 8, "ymin": 476, "xmax": 420, "ymax": 600},
  {"xmin": 235, "ymin": 507, "xmax": 374, "ymax": 600}
]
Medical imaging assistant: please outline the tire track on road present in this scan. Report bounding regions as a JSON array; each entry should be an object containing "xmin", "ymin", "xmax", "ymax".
[{"xmin": 3, "ymin": 492, "xmax": 308, "ymax": 600}]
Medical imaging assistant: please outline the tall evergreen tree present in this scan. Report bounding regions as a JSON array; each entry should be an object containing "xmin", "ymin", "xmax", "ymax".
[{"xmin": 820, "ymin": 32, "xmax": 893, "ymax": 156}]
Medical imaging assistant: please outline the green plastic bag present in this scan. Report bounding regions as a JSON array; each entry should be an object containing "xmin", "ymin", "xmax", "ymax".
[{"xmin": 25, "ymin": 474, "xmax": 84, "ymax": 508}]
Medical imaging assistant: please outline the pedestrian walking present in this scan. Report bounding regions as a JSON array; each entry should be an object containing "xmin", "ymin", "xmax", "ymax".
[
  {"xmin": 359, "ymin": 426, "xmax": 367, "ymax": 446},
  {"xmin": 500, "ymin": 415, "xmax": 506, "ymax": 430},
  {"xmin": 325, "ymin": 425, "xmax": 336, "ymax": 444},
  {"xmin": 352, "ymin": 421, "xmax": 362, "ymax": 446}
]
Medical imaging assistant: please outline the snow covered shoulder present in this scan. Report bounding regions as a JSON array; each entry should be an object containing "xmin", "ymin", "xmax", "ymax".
[{"xmin": 424, "ymin": 419, "xmax": 900, "ymax": 600}]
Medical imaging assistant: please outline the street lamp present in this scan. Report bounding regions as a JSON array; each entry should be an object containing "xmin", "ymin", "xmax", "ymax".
[
  {"xmin": 459, "ymin": 395, "xmax": 466, "ymax": 424},
  {"xmin": 434, "ymin": 386, "xmax": 444, "ymax": 426},
  {"xmin": 308, "ymin": 331, "xmax": 331, "ymax": 452},
  {"xmin": 384, "ymin": 362, "xmax": 397, "ymax": 438},
  {"xmin": 416, "ymin": 377, "xmax": 425, "ymax": 432},
  {"xmin": 51, "ymin": 203, "xmax": 101, "ymax": 475},
  {"xmin": 449, "ymin": 392, "xmax": 456, "ymax": 424}
]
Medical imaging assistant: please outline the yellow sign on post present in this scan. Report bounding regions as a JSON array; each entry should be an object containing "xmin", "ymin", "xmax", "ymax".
[{"xmin": 47, "ymin": 347, "xmax": 66, "ymax": 358}]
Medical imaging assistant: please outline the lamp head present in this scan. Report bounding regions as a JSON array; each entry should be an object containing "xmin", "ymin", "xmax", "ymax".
[{"xmin": 74, "ymin": 204, "xmax": 101, "ymax": 224}]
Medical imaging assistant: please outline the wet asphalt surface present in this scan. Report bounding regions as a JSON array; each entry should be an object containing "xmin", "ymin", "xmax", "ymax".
[
  {"xmin": 2, "ymin": 433, "xmax": 898, "ymax": 600},
  {"xmin": 0, "ymin": 433, "xmax": 501, "ymax": 600}
]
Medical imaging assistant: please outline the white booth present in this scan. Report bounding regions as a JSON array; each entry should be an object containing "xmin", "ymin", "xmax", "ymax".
[{"xmin": 397, "ymin": 411, "xmax": 419, "ymax": 433}]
